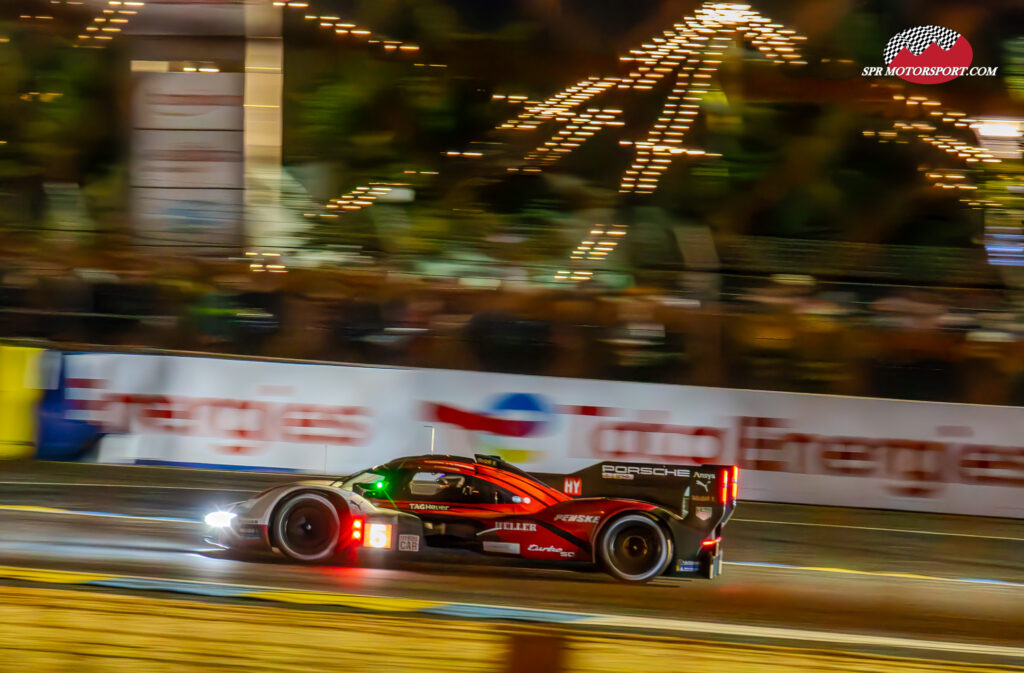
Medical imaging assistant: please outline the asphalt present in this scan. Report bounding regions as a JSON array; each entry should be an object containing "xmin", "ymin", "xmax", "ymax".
[{"xmin": 1, "ymin": 461, "xmax": 1022, "ymax": 662}]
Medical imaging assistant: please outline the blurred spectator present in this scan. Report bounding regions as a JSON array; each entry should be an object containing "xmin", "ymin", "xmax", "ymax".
[
  {"xmin": 5, "ymin": 251, "xmax": 1024, "ymax": 407},
  {"xmin": 865, "ymin": 291, "xmax": 964, "ymax": 402},
  {"xmin": 595, "ymin": 296, "xmax": 688, "ymax": 383},
  {"xmin": 464, "ymin": 310, "xmax": 556, "ymax": 375}
]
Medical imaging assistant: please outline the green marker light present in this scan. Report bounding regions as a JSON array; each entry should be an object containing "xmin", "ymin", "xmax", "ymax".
[{"xmin": 375, "ymin": 481, "xmax": 385, "ymax": 490}]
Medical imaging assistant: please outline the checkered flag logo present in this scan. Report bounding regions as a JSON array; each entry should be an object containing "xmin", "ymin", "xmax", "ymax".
[{"xmin": 884, "ymin": 26, "xmax": 961, "ymax": 65}]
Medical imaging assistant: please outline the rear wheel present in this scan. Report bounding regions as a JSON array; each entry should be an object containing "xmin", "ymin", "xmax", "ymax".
[
  {"xmin": 597, "ymin": 513, "xmax": 672, "ymax": 583},
  {"xmin": 273, "ymin": 492, "xmax": 341, "ymax": 563}
]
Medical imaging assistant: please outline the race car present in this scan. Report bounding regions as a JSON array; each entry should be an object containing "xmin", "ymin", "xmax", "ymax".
[{"xmin": 204, "ymin": 454, "xmax": 737, "ymax": 583}]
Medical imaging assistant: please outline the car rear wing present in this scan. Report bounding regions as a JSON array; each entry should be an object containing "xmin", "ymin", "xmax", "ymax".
[{"xmin": 537, "ymin": 461, "xmax": 739, "ymax": 522}]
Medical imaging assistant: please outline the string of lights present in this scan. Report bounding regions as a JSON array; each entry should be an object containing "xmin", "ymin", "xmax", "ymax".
[
  {"xmin": 512, "ymin": 3, "xmax": 807, "ymax": 279},
  {"xmin": 510, "ymin": 108, "xmax": 625, "ymax": 172},
  {"xmin": 497, "ymin": 77, "xmax": 621, "ymax": 131},
  {"xmin": 304, "ymin": 182, "xmax": 408, "ymax": 221},
  {"xmin": 494, "ymin": 3, "xmax": 806, "ymax": 199},
  {"xmin": 491, "ymin": 94, "xmax": 537, "ymax": 105},
  {"xmin": 244, "ymin": 250, "xmax": 287, "ymax": 273},
  {"xmin": 23, "ymin": 0, "xmax": 1010, "ymax": 276},
  {"xmin": 536, "ymin": 3, "xmax": 1015, "ymax": 279},
  {"xmin": 860, "ymin": 93, "xmax": 1019, "ymax": 266},
  {"xmin": 872, "ymin": 95, "xmax": 1000, "ymax": 165},
  {"xmin": 615, "ymin": 4, "xmax": 804, "ymax": 194},
  {"xmin": 283, "ymin": 2, "xmax": 425, "ymax": 224},
  {"xmin": 75, "ymin": 0, "xmax": 145, "ymax": 48},
  {"xmin": 554, "ymin": 224, "xmax": 629, "ymax": 281},
  {"xmin": 70, "ymin": 0, "xmax": 419, "ymax": 52},
  {"xmin": 17, "ymin": 13, "xmax": 55, "ymax": 23},
  {"xmin": 299, "ymin": 12, "xmax": 418, "ymax": 53},
  {"xmin": 568, "ymin": 224, "xmax": 628, "ymax": 262},
  {"xmin": 862, "ymin": 93, "xmax": 1002, "ymax": 212}
]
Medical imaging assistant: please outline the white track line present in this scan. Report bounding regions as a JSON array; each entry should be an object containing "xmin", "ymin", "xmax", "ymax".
[
  {"xmin": 725, "ymin": 561, "xmax": 1024, "ymax": 589},
  {"xmin": 581, "ymin": 614, "xmax": 1024, "ymax": 660},
  {"xmin": 0, "ymin": 504, "xmax": 197, "ymax": 523},
  {"xmin": 0, "ymin": 481, "xmax": 254, "ymax": 491},
  {"xmin": 733, "ymin": 518, "xmax": 1024, "ymax": 542}
]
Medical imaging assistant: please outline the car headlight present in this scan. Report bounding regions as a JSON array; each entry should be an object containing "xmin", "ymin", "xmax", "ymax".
[{"xmin": 204, "ymin": 511, "xmax": 237, "ymax": 528}]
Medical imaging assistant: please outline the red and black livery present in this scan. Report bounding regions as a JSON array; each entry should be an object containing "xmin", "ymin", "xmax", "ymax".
[{"xmin": 205, "ymin": 453, "xmax": 738, "ymax": 583}]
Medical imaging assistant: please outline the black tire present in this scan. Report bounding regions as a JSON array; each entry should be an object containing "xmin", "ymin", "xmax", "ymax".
[
  {"xmin": 273, "ymin": 492, "xmax": 341, "ymax": 563},
  {"xmin": 597, "ymin": 513, "xmax": 673, "ymax": 583}
]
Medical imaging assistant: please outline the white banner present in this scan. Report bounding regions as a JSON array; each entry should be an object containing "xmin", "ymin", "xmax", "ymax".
[
  {"xmin": 62, "ymin": 353, "xmax": 1024, "ymax": 518},
  {"xmin": 132, "ymin": 130, "xmax": 244, "ymax": 189},
  {"xmin": 130, "ymin": 66, "xmax": 245, "ymax": 250},
  {"xmin": 133, "ymin": 188, "xmax": 242, "ymax": 244},
  {"xmin": 133, "ymin": 73, "xmax": 244, "ymax": 131},
  {"xmin": 66, "ymin": 354, "xmax": 415, "ymax": 472}
]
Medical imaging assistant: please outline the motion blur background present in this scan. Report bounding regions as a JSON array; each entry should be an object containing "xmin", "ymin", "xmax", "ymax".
[
  {"xmin": 0, "ymin": 0, "xmax": 1020, "ymax": 406},
  {"xmin": 1, "ymin": 2, "xmax": 1023, "ymax": 672}
]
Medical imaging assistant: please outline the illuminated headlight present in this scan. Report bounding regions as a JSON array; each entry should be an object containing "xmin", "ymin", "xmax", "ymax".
[{"xmin": 204, "ymin": 511, "xmax": 237, "ymax": 528}]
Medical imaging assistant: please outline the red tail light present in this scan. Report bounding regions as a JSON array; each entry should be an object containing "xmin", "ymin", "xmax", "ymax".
[
  {"xmin": 701, "ymin": 537, "xmax": 721, "ymax": 548},
  {"xmin": 731, "ymin": 465, "xmax": 739, "ymax": 500},
  {"xmin": 351, "ymin": 517, "xmax": 364, "ymax": 542},
  {"xmin": 720, "ymin": 469, "xmax": 729, "ymax": 504}
]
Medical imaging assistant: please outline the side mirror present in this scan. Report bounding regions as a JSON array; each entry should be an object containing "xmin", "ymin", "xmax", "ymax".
[{"xmin": 354, "ymin": 480, "xmax": 386, "ymax": 497}]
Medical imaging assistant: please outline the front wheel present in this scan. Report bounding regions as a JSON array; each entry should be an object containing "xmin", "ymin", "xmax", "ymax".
[
  {"xmin": 273, "ymin": 492, "xmax": 342, "ymax": 563},
  {"xmin": 597, "ymin": 513, "xmax": 673, "ymax": 583}
]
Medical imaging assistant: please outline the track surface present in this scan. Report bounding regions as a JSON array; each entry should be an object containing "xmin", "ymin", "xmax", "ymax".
[{"xmin": 1, "ymin": 461, "xmax": 1022, "ymax": 660}]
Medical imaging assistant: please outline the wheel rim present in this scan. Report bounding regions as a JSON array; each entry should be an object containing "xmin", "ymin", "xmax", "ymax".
[
  {"xmin": 278, "ymin": 496, "xmax": 339, "ymax": 560},
  {"xmin": 602, "ymin": 516, "xmax": 669, "ymax": 581}
]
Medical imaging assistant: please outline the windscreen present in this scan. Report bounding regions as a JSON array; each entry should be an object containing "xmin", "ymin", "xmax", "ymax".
[{"xmin": 336, "ymin": 471, "xmax": 386, "ymax": 491}]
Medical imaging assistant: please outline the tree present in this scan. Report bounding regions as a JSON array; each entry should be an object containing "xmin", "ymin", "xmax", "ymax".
[{"xmin": 0, "ymin": 21, "xmax": 121, "ymax": 232}]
